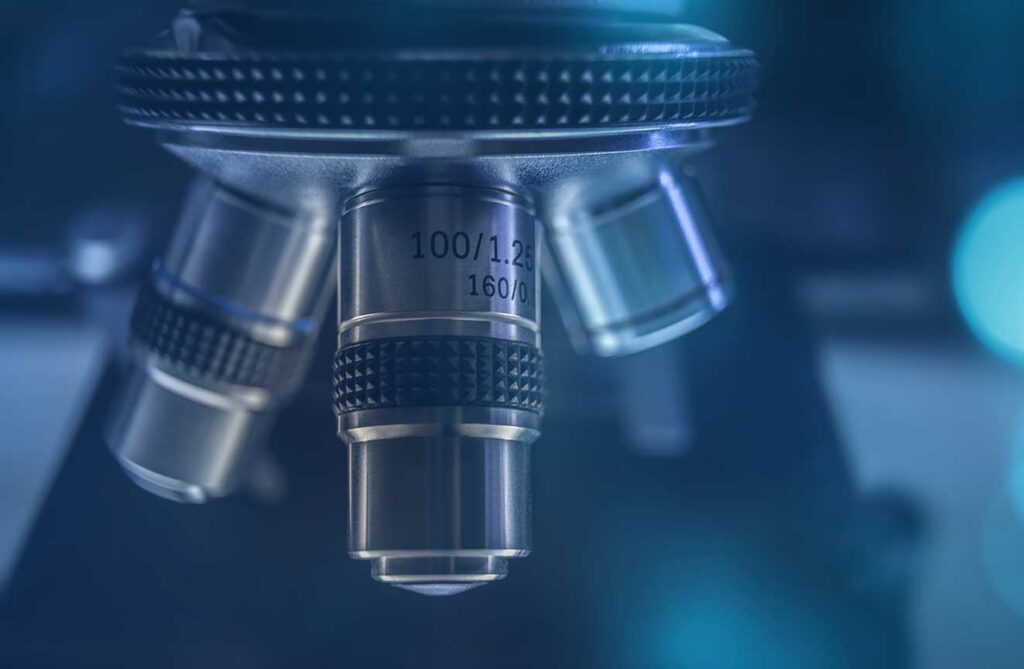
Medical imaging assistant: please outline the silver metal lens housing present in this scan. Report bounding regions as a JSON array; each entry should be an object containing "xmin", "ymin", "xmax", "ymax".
[
  {"xmin": 543, "ymin": 166, "xmax": 731, "ymax": 357},
  {"xmin": 107, "ymin": 180, "xmax": 334, "ymax": 502},
  {"xmin": 335, "ymin": 185, "xmax": 541, "ymax": 593}
]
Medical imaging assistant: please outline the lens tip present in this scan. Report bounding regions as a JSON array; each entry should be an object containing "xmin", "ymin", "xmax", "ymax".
[
  {"xmin": 392, "ymin": 582, "xmax": 490, "ymax": 597},
  {"xmin": 369, "ymin": 555, "xmax": 510, "ymax": 595}
]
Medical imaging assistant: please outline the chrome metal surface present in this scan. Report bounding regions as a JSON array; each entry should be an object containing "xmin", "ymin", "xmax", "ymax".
[
  {"xmin": 544, "ymin": 167, "xmax": 731, "ymax": 356},
  {"xmin": 163, "ymin": 180, "xmax": 333, "ymax": 331},
  {"xmin": 339, "ymin": 185, "xmax": 539, "ymax": 347},
  {"xmin": 110, "ymin": 364, "xmax": 276, "ymax": 503},
  {"xmin": 107, "ymin": 179, "xmax": 334, "ymax": 502},
  {"xmin": 350, "ymin": 437, "xmax": 530, "ymax": 597},
  {"xmin": 337, "ymin": 185, "xmax": 541, "ymax": 592},
  {"xmin": 156, "ymin": 127, "xmax": 715, "ymax": 221},
  {"xmin": 342, "ymin": 406, "xmax": 540, "ymax": 444}
]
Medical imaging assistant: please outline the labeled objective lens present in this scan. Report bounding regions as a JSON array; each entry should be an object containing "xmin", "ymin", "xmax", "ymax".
[
  {"xmin": 334, "ymin": 186, "xmax": 542, "ymax": 594},
  {"xmin": 107, "ymin": 180, "xmax": 334, "ymax": 503}
]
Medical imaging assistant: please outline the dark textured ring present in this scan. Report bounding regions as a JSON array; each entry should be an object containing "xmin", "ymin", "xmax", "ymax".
[
  {"xmin": 130, "ymin": 280, "xmax": 303, "ymax": 389},
  {"xmin": 117, "ymin": 51, "xmax": 757, "ymax": 132},
  {"xmin": 333, "ymin": 336, "xmax": 544, "ymax": 414}
]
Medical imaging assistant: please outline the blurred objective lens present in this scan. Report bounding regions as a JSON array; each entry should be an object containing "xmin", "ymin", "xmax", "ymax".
[
  {"xmin": 545, "ymin": 167, "xmax": 731, "ymax": 357},
  {"xmin": 107, "ymin": 180, "xmax": 334, "ymax": 503}
]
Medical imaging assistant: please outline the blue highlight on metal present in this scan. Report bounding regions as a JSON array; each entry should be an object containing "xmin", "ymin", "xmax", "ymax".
[
  {"xmin": 152, "ymin": 261, "xmax": 316, "ymax": 334},
  {"xmin": 659, "ymin": 168, "xmax": 728, "ymax": 311}
]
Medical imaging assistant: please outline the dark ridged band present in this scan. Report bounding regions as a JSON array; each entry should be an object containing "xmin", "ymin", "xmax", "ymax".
[
  {"xmin": 130, "ymin": 280, "xmax": 303, "ymax": 389},
  {"xmin": 117, "ymin": 52, "xmax": 757, "ymax": 132},
  {"xmin": 333, "ymin": 337, "xmax": 544, "ymax": 414}
]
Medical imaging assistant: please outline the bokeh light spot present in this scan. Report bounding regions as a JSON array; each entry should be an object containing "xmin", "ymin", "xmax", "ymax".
[{"xmin": 953, "ymin": 177, "xmax": 1024, "ymax": 365}]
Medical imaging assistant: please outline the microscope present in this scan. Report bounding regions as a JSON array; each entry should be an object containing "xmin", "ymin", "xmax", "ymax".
[{"xmin": 107, "ymin": 0, "xmax": 758, "ymax": 594}]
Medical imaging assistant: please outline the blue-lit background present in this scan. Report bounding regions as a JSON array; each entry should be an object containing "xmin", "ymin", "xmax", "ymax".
[{"xmin": 2, "ymin": 1, "xmax": 1024, "ymax": 667}]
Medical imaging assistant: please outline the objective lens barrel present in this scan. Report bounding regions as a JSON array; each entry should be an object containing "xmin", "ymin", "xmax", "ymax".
[
  {"xmin": 545, "ymin": 169, "xmax": 732, "ymax": 357},
  {"xmin": 334, "ymin": 185, "xmax": 543, "ymax": 594},
  {"xmin": 107, "ymin": 180, "xmax": 334, "ymax": 503}
]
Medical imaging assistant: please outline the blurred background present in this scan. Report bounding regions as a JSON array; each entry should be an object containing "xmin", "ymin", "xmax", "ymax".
[{"xmin": 2, "ymin": 0, "xmax": 1024, "ymax": 666}]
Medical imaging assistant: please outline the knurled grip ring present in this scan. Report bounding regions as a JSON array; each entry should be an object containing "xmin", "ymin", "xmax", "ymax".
[
  {"xmin": 333, "ymin": 336, "xmax": 544, "ymax": 414},
  {"xmin": 130, "ymin": 280, "xmax": 303, "ymax": 389},
  {"xmin": 117, "ymin": 52, "xmax": 758, "ymax": 132}
]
